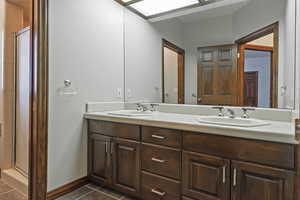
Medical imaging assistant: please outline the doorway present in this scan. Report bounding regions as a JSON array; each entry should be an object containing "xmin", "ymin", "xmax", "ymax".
[
  {"xmin": 162, "ymin": 39, "xmax": 185, "ymax": 104},
  {"xmin": 243, "ymin": 48, "xmax": 272, "ymax": 107},
  {"xmin": 236, "ymin": 23, "xmax": 278, "ymax": 108},
  {"xmin": 0, "ymin": 0, "xmax": 32, "ymax": 198}
]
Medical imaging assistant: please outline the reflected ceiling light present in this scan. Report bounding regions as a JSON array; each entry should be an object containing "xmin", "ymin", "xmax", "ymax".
[{"xmin": 130, "ymin": 0, "xmax": 199, "ymax": 17}]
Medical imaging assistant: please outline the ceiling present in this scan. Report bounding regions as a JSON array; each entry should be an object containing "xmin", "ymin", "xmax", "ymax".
[
  {"xmin": 7, "ymin": 0, "xmax": 32, "ymax": 21},
  {"xmin": 150, "ymin": 0, "xmax": 250, "ymax": 23}
]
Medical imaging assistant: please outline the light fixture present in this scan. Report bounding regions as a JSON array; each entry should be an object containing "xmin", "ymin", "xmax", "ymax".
[{"xmin": 130, "ymin": 0, "xmax": 199, "ymax": 17}]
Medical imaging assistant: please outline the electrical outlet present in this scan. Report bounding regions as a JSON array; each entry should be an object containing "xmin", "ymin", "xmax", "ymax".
[
  {"xmin": 127, "ymin": 89, "xmax": 132, "ymax": 98},
  {"xmin": 117, "ymin": 88, "xmax": 122, "ymax": 98}
]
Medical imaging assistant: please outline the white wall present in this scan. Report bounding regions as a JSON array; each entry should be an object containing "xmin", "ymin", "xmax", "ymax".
[
  {"xmin": 124, "ymin": 10, "xmax": 184, "ymax": 102},
  {"xmin": 48, "ymin": 0, "xmax": 124, "ymax": 191},
  {"xmin": 296, "ymin": 0, "xmax": 300, "ymax": 117}
]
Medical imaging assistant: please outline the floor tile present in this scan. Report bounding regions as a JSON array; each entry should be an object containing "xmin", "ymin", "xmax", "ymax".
[
  {"xmin": 86, "ymin": 184, "xmax": 122, "ymax": 199},
  {"xmin": 78, "ymin": 191, "xmax": 118, "ymax": 200},
  {"xmin": 0, "ymin": 190, "xmax": 27, "ymax": 200},
  {"xmin": 56, "ymin": 186, "xmax": 93, "ymax": 200},
  {"xmin": 0, "ymin": 181, "xmax": 14, "ymax": 194}
]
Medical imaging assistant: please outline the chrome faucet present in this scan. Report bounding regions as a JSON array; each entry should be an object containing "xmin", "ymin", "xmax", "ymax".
[
  {"xmin": 136, "ymin": 103, "xmax": 148, "ymax": 112},
  {"xmin": 150, "ymin": 103, "xmax": 159, "ymax": 112},
  {"xmin": 227, "ymin": 108, "xmax": 236, "ymax": 119},
  {"xmin": 212, "ymin": 106, "xmax": 225, "ymax": 117},
  {"xmin": 241, "ymin": 107, "xmax": 256, "ymax": 118}
]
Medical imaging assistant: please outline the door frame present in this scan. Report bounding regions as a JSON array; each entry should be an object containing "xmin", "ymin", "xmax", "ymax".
[
  {"xmin": 162, "ymin": 39, "xmax": 185, "ymax": 104},
  {"xmin": 235, "ymin": 22, "xmax": 278, "ymax": 108},
  {"xmin": 244, "ymin": 71, "xmax": 259, "ymax": 107},
  {"xmin": 29, "ymin": 0, "xmax": 49, "ymax": 199}
]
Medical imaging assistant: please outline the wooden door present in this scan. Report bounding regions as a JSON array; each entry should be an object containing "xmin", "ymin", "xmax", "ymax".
[
  {"xmin": 197, "ymin": 45, "xmax": 237, "ymax": 105},
  {"xmin": 88, "ymin": 134, "xmax": 112, "ymax": 185},
  {"xmin": 243, "ymin": 71, "xmax": 258, "ymax": 107},
  {"xmin": 182, "ymin": 151, "xmax": 230, "ymax": 200},
  {"xmin": 231, "ymin": 161, "xmax": 294, "ymax": 200},
  {"xmin": 112, "ymin": 138, "xmax": 140, "ymax": 197},
  {"xmin": 178, "ymin": 53, "xmax": 185, "ymax": 104}
]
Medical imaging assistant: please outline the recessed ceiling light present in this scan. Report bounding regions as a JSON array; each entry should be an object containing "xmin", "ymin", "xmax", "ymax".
[
  {"xmin": 130, "ymin": 0, "xmax": 199, "ymax": 17},
  {"xmin": 121, "ymin": 0, "xmax": 132, "ymax": 2}
]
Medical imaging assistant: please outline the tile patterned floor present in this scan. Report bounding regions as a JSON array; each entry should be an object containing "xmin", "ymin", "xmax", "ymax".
[
  {"xmin": 0, "ymin": 180, "xmax": 27, "ymax": 200},
  {"xmin": 56, "ymin": 184, "xmax": 137, "ymax": 200}
]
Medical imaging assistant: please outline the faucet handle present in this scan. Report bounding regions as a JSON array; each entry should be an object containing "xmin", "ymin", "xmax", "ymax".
[
  {"xmin": 241, "ymin": 107, "xmax": 255, "ymax": 118},
  {"xmin": 150, "ymin": 103, "xmax": 159, "ymax": 112},
  {"xmin": 136, "ymin": 103, "xmax": 143, "ymax": 111},
  {"xmin": 212, "ymin": 106, "xmax": 225, "ymax": 117}
]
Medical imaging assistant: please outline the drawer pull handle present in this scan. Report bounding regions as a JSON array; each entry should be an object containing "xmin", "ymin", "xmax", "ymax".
[
  {"xmin": 119, "ymin": 145, "xmax": 135, "ymax": 152},
  {"xmin": 233, "ymin": 168, "xmax": 237, "ymax": 186},
  {"xmin": 151, "ymin": 189, "xmax": 166, "ymax": 196},
  {"xmin": 151, "ymin": 157, "xmax": 166, "ymax": 163},
  {"xmin": 222, "ymin": 166, "xmax": 226, "ymax": 183},
  {"xmin": 110, "ymin": 142, "xmax": 114, "ymax": 154},
  {"xmin": 151, "ymin": 134, "xmax": 166, "ymax": 140},
  {"xmin": 105, "ymin": 142, "xmax": 108, "ymax": 153}
]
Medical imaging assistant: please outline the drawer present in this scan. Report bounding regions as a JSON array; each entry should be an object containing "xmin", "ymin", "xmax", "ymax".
[
  {"xmin": 183, "ymin": 132, "xmax": 295, "ymax": 169},
  {"xmin": 142, "ymin": 126, "xmax": 181, "ymax": 148},
  {"xmin": 141, "ymin": 144, "xmax": 181, "ymax": 179},
  {"xmin": 88, "ymin": 120, "xmax": 140, "ymax": 140},
  {"xmin": 141, "ymin": 171, "xmax": 181, "ymax": 200}
]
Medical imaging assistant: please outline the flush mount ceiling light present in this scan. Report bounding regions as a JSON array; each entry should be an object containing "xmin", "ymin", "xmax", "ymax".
[
  {"xmin": 130, "ymin": 0, "xmax": 199, "ymax": 17},
  {"xmin": 117, "ymin": 0, "xmax": 213, "ymax": 18}
]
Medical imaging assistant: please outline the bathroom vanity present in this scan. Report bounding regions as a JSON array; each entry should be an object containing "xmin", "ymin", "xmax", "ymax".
[{"xmin": 85, "ymin": 107, "xmax": 297, "ymax": 200}]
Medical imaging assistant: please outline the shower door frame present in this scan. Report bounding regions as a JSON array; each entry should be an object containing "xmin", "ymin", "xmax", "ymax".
[{"xmin": 13, "ymin": 27, "xmax": 31, "ymax": 178}]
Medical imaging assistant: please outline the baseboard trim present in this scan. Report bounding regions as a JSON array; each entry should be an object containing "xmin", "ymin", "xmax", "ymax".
[{"xmin": 47, "ymin": 176, "xmax": 89, "ymax": 200}]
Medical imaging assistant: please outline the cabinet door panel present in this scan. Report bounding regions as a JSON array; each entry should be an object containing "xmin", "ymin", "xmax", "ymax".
[
  {"xmin": 112, "ymin": 138, "xmax": 140, "ymax": 197},
  {"xmin": 88, "ymin": 134, "xmax": 111, "ymax": 185},
  {"xmin": 231, "ymin": 161, "xmax": 294, "ymax": 200},
  {"xmin": 182, "ymin": 151, "xmax": 230, "ymax": 200}
]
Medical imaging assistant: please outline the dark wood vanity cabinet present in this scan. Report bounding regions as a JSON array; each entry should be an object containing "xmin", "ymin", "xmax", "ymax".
[
  {"xmin": 88, "ymin": 134, "xmax": 112, "ymax": 185},
  {"xmin": 88, "ymin": 120, "xmax": 297, "ymax": 200},
  {"xmin": 231, "ymin": 161, "xmax": 294, "ymax": 200},
  {"xmin": 88, "ymin": 121, "xmax": 141, "ymax": 197},
  {"xmin": 182, "ymin": 151, "xmax": 230, "ymax": 200},
  {"xmin": 112, "ymin": 138, "xmax": 140, "ymax": 196}
]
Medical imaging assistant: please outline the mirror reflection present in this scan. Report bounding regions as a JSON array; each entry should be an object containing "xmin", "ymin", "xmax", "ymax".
[{"xmin": 124, "ymin": 0, "xmax": 296, "ymax": 109}]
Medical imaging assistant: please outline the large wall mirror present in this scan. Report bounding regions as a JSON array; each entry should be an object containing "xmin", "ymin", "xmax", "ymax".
[{"xmin": 124, "ymin": 0, "xmax": 296, "ymax": 109}]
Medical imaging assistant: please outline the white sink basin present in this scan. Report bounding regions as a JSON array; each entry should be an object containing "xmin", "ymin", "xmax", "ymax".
[
  {"xmin": 108, "ymin": 110, "xmax": 153, "ymax": 117},
  {"xmin": 197, "ymin": 116, "xmax": 270, "ymax": 127}
]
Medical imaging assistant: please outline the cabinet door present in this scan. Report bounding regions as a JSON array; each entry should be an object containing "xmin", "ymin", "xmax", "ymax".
[
  {"xmin": 182, "ymin": 151, "xmax": 230, "ymax": 200},
  {"xmin": 112, "ymin": 138, "xmax": 140, "ymax": 197},
  {"xmin": 231, "ymin": 161, "xmax": 294, "ymax": 200},
  {"xmin": 88, "ymin": 134, "xmax": 112, "ymax": 185}
]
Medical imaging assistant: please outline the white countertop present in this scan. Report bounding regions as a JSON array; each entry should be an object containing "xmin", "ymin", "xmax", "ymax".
[{"xmin": 84, "ymin": 111, "xmax": 297, "ymax": 144}]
